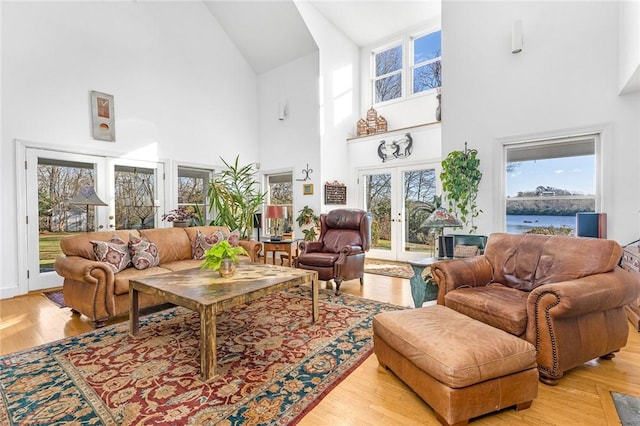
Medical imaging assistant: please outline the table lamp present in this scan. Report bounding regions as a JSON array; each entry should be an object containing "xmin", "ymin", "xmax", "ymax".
[
  {"xmin": 421, "ymin": 207, "xmax": 462, "ymax": 258},
  {"xmin": 265, "ymin": 205, "xmax": 286, "ymax": 241}
]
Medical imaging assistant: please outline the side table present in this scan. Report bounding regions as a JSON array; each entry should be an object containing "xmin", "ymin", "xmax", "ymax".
[
  {"xmin": 407, "ymin": 258, "xmax": 440, "ymax": 308},
  {"xmin": 262, "ymin": 239, "xmax": 298, "ymax": 266}
]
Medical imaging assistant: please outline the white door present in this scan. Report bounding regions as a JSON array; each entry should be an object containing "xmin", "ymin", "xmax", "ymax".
[
  {"xmin": 24, "ymin": 147, "xmax": 164, "ymax": 291},
  {"xmin": 359, "ymin": 163, "xmax": 439, "ymax": 262}
]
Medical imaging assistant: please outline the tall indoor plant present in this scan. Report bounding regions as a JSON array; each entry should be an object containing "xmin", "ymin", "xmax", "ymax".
[
  {"xmin": 440, "ymin": 143, "xmax": 482, "ymax": 233},
  {"xmin": 207, "ymin": 156, "xmax": 266, "ymax": 239}
]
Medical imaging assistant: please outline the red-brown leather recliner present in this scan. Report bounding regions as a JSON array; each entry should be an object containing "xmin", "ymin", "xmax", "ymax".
[
  {"xmin": 431, "ymin": 232, "xmax": 640, "ymax": 385},
  {"xmin": 295, "ymin": 208, "xmax": 373, "ymax": 295}
]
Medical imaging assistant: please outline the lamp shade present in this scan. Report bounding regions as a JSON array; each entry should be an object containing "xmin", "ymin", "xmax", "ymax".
[
  {"xmin": 265, "ymin": 205, "xmax": 285, "ymax": 219},
  {"xmin": 421, "ymin": 207, "xmax": 462, "ymax": 229},
  {"xmin": 68, "ymin": 186, "xmax": 108, "ymax": 206}
]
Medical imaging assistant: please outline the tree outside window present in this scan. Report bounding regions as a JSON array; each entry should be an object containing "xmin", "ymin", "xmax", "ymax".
[
  {"xmin": 412, "ymin": 30, "xmax": 441, "ymax": 94},
  {"xmin": 373, "ymin": 44, "xmax": 403, "ymax": 103}
]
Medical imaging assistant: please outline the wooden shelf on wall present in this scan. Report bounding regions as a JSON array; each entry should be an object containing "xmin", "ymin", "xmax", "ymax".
[{"xmin": 346, "ymin": 121, "xmax": 441, "ymax": 142}]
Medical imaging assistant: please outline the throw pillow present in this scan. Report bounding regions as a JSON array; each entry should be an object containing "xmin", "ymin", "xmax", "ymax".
[
  {"xmin": 454, "ymin": 244, "xmax": 479, "ymax": 258},
  {"xmin": 129, "ymin": 234, "xmax": 160, "ymax": 270},
  {"xmin": 192, "ymin": 230, "xmax": 221, "ymax": 260},
  {"xmin": 91, "ymin": 235, "xmax": 131, "ymax": 273}
]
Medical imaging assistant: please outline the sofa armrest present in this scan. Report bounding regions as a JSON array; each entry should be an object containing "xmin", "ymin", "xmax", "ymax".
[
  {"xmin": 528, "ymin": 267, "xmax": 640, "ymax": 320},
  {"xmin": 54, "ymin": 255, "xmax": 115, "ymax": 285},
  {"xmin": 238, "ymin": 240, "xmax": 261, "ymax": 263},
  {"xmin": 430, "ymin": 256, "xmax": 494, "ymax": 305}
]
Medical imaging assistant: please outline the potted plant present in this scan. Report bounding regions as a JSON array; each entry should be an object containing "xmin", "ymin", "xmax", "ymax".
[
  {"xmin": 296, "ymin": 205, "xmax": 320, "ymax": 241},
  {"xmin": 440, "ymin": 143, "xmax": 482, "ymax": 233},
  {"xmin": 207, "ymin": 156, "xmax": 266, "ymax": 239},
  {"xmin": 162, "ymin": 206, "xmax": 196, "ymax": 228},
  {"xmin": 201, "ymin": 240, "xmax": 248, "ymax": 277}
]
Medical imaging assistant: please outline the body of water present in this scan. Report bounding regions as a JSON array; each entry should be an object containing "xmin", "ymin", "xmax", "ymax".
[{"xmin": 506, "ymin": 215, "xmax": 576, "ymax": 234}]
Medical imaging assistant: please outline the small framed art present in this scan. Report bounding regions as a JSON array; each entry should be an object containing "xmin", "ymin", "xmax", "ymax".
[
  {"xmin": 90, "ymin": 90, "xmax": 115, "ymax": 141},
  {"xmin": 303, "ymin": 183, "xmax": 314, "ymax": 195}
]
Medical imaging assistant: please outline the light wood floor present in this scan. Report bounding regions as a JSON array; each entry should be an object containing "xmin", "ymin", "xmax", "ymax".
[{"xmin": 1, "ymin": 272, "xmax": 638, "ymax": 425}]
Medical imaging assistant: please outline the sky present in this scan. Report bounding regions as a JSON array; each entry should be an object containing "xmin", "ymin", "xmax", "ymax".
[{"xmin": 506, "ymin": 155, "xmax": 595, "ymax": 197}]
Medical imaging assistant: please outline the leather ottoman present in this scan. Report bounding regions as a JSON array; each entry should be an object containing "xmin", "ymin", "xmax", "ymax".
[{"xmin": 373, "ymin": 305, "xmax": 538, "ymax": 426}]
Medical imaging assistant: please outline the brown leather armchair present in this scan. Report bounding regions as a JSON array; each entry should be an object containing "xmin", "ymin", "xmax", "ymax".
[
  {"xmin": 295, "ymin": 208, "xmax": 373, "ymax": 295},
  {"xmin": 431, "ymin": 232, "xmax": 640, "ymax": 385}
]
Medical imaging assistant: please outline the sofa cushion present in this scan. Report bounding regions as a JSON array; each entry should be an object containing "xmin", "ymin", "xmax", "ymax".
[
  {"xmin": 62, "ymin": 230, "xmax": 139, "ymax": 259},
  {"xmin": 444, "ymin": 284, "xmax": 529, "ymax": 336},
  {"xmin": 454, "ymin": 244, "xmax": 479, "ymax": 258},
  {"xmin": 128, "ymin": 234, "xmax": 160, "ymax": 270},
  {"xmin": 373, "ymin": 305, "xmax": 537, "ymax": 389},
  {"xmin": 91, "ymin": 235, "xmax": 131, "ymax": 273},
  {"xmin": 113, "ymin": 266, "xmax": 173, "ymax": 295},
  {"xmin": 139, "ymin": 228, "xmax": 192, "ymax": 264}
]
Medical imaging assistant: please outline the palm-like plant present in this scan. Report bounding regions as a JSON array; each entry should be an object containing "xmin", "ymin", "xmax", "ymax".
[{"xmin": 207, "ymin": 156, "xmax": 266, "ymax": 239}]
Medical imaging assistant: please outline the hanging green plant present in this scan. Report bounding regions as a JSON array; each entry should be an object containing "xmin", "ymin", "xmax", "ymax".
[{"xmin": 440, "ymin": 143, "xmax": 482, "ymax": 233}]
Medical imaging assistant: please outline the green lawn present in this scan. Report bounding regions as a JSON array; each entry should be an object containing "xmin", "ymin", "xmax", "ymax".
[{"xmin": 39, "ymin": 232, "xmax": 75, "ymax": 271}]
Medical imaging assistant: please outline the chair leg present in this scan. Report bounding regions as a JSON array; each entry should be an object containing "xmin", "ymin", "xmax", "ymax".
[
  {"xmin": 334, "ymin": 278, "xmax": 343, "ymax": 295},
  {"xmin": 359, "ymin": 276, "xmax": 364, "ymax": 286}
]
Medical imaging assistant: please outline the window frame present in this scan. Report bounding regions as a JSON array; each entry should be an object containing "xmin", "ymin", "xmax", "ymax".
[
  {"xmin": 500, "ymin": 133, "xmax": 602, "ymax": 234},
  {"xmin": 370, "ymin": 27, "xmax": 442, "ymax": 107}
]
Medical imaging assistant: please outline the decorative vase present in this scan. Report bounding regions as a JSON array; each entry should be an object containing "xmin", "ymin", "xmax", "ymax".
[
  {"xmin": 218, "ymin": 258, "xmax": 236, "ymax": 278},
  {"xmin": 172, "ymin": 220, "xmax": 188, "ymax": 228},
  {"xmin": 435, "ymin": 93, "xmax": 441, "ymax": 122}
]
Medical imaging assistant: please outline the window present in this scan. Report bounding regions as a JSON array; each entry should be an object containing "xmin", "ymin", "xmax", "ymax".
[
  {"xmin": 412, "ymin": 30, "xmax": 441, "ymax": 94},
  {"xmin": 373, "ymin": 44, "xmax": 403, "ymax": 103},
  {"xmin": 504, "ymin": 136, "xmax": 598, "ymax": 235},
  {"xmin": 371, "ymin": 29, "xmax": 441, "ymax": 105},
  {"xmin": 177, "ymin": 166, "xmax": 211, "ymax": 225},
  {"xmin": 266, "ymin": 173, "xmax": 293, "ymax": 235}
]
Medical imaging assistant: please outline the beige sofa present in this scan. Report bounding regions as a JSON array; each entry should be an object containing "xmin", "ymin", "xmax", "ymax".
[{"xmin": 54, "ymin": 226, "xmax": 261, "ymax": 327}]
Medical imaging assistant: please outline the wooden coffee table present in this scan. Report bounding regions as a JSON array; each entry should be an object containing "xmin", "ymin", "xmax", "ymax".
[{"xmin": 129, "ymin": 262, "xmax": 318, "ymax": 381}]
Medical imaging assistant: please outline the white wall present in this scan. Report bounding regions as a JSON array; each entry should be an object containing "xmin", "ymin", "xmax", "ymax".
[
  {"xmin": 442, "ymin": 0, "xmax": 640, "ymax": 244},
  {"xmin": 0, "ymin": 2, "xmax": 259, "ymax": 293},
  {"xmin": 257, "ymin": 52, "xmax": 321, "ymax": 234},
  {"xmin": 619, "ymin": 0, "xmax": 640, "ymax": 94}
]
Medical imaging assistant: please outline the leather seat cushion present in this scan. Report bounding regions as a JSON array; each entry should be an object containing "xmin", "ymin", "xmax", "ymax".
[
  {"xmin": 297, "ymin": 252, "xmax": 339, "ymax": 267},
  {"xmin": 444, "ymin": 284, "xmax": 529, "ymax": 336},
  {"xmin": 373, "ymin": 305, "xmax": 536, "ymax": 389}
]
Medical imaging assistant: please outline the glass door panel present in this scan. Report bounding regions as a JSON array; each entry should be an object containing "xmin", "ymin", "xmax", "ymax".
[
  {"xmin": 114, "ymin": 165, "xmax": 157, "ymax": 230},
  {"xmin": 402, "ymin": 168, "xmax": 437, "ymax": 259},
  {"xmin": 363, "ymin": 171, "xmax": 393, "ymax": 257}
]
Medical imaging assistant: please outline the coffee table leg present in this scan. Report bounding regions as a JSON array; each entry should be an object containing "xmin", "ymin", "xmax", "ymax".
[
  {"xmin": 311, "ymin": 277, "xmax": 319, "ymax": 322},
  {"xmin": 200, "ymin": 304, "xmax": 217, "ymax": 381},
  {"xmin": 129, "ymin": 287, "xmax": 140, "ymax": 336}
]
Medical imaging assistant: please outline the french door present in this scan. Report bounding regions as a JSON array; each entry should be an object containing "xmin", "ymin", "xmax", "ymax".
[
  {"xmin": 359, "ymin": 163, "xmax": 439, "ymax": 262},
  {"xmin": 23, "ymin": 147, "xmax": 164, "ymax": 291}
]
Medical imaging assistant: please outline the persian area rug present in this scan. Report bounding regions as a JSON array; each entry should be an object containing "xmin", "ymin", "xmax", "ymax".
[
  {"xmin": 364, "ymin": 258, "xmax": 413, "ymax": 279},
  {"xmin": 0, "ymin": 287, "xmax": 401, "ymax": 426},
  {"xmin": 42, "ymin": 289, "xmax": 66, "ymax": 308},
  {"xmin": 612, "ymin": 391, "xmax": 640, "ymax": 425}
]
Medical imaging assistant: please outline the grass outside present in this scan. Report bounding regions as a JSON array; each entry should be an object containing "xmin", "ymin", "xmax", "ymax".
[
  {"xmin": 372, "ymin": 239, "xmax": 432, "ymax": 252},
  {"xmin": 39, "ymin": 232, "xmax": 75, "ymax": 271}
]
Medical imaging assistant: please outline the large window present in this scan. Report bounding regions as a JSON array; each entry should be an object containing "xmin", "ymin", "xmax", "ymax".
[
  {"xmin": 412, "ymin": 30, "xmax": 442, "ymax": 94},
  {"xmin": 177, "ymin": 166, "xmax": 211, "ymax": 225},
  {"xmin": 373, "ymin": 43, "xmax": 403, "ymax": 103},
  {"xmin": 505, "ymin": 136, "xmax": 598, "ymax": 235},
  {"xmin": 371, "ymin": 29, "xmax": 441, "ymax": 105},
  {"xmin": 266, "ymin": 172, "xmax": 293, "ymax": 235}
]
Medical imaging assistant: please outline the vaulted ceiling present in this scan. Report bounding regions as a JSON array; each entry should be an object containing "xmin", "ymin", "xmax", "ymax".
[{"xmin": 203, "ymin": 0, "xmax": 441, "ymax": 74}]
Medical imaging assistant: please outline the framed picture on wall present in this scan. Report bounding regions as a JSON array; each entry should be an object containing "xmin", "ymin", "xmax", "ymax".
[
  {"xmin": 303, "ymin": 183, "xmax": 313, "ymax": 195},
  {"xmin": 90, "ymin": 90, "xmax": 115, "ymax": 141}
]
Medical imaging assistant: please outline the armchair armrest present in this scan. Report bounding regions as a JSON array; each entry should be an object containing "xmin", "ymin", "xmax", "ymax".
[
  {"xmin": 299, "ymin": 241, "xmax": 323, "ymax": 254},
  {"xmin": 528, "ymin": 267, "xmax": 640, "ymax": 320},
  {"xmin": 335, "ymin": 245, "xmax": 364, "ymax": 264},
  {"xmin": 430, "ymin": 256, "xmax": 494, "ymax": 305},
  {"xmin": 238, "ymin": 240, "xmax": 261, "ymax": 262}
]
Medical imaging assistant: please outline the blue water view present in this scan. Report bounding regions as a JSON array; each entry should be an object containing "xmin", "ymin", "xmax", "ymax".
[{"xmin": 506, "ymin": 215, "xmax": 576, "ymax": 234}]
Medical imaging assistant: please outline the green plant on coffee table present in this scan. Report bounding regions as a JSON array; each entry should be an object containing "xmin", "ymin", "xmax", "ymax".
[
  {"xmin": 201, "ymin": 240, "xmax": 248, "ymax": 271},
  {"xmin": 296, "ymin": 205, "xmax": 320, "ymax": 241}
]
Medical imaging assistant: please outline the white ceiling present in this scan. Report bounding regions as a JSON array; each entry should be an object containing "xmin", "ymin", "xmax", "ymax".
[{"xmin": 203, "ymin": 0, "xmax": 441, "ymax": 74}]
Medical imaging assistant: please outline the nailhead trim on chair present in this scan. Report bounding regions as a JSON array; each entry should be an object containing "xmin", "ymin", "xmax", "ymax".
[{"xmin": 534, "ymin": 290, "xmax": 561, "ymax": 380}]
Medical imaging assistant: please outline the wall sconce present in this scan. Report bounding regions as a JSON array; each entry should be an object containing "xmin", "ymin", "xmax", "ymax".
[{"xmin": 512, "ymin": 20, "xmax": 523, "ymax": 54}]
